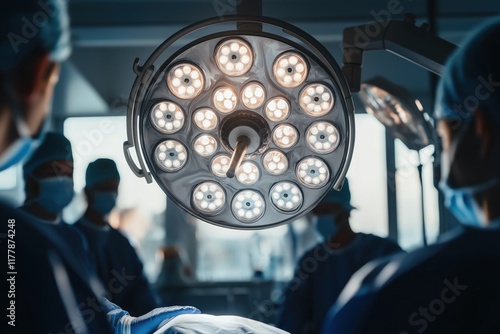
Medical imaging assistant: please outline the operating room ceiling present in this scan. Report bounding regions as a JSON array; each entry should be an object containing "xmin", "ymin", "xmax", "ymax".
[{"xmin": 61, "ymin": 0, "xmax": 500, "ymax": 116}]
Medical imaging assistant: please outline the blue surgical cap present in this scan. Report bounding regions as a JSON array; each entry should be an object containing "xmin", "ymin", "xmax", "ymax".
[
  {"xmin": 321, "ymin": 179, "xmax": 355, "ymax": 212},
  {"xmin": 0, "ymin": 0, "xmax": 71, "ymax": 72},
  {"xmin": 85, "ymin": 159, "xmax": 121, "ymax": 189},
  {"xmin": 435, "ymin": 17, "xmax": 500, "ymax": 124},
  {"xmin": 23, "ymin": 131, "xmax": 73, "ymax": 176}
]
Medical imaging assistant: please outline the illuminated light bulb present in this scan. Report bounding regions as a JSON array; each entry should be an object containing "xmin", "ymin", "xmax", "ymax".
[
  {"xmin": 192, "ymin": 181, "xmax": 226, "ymax": 214},
  {"xmin": 241, "ymin": 82, "xmax": 266, "ymax": 109},
  {"xmin": 296, "ymin": 157, "xmax": 330, "ymax": 188},
  {"xmin": 154, "ymin": 140, "xmax": 188, "ymax": 172},
  {"xmin": 194, "ymin": 135, "xmax": 218, "ymax": 157},
  {"xmin": 150, "ymin": 101, "xmax": 185, "ymax": 134},
  {"xmin": 231, "ymin": 190, "xmax": 265, "ymax": 222},
  {"xmin": 193, "ymin": 108, "xmax": 218, "ymax": 131},
  {"xmin": 273, "ymin": 52, "xmax": 308, "ymax": 88},
  {"xmin": 270, "ymin": 182, "xmax": 303, "ymax": 212},
  {"xmin": 235, "ymin": 161, "xmax": 260, "ymax": 185},
  {"xmin": 273, "ymin": 124, "xmax": 299, "ymax": 149},
  {"xmin": 211, "ymin": 154, "xmax": 231, "ymax": 177},
  {"xmin": 215, "ymin": 39, "xmax": 253, "ymax": 76},
  {"xmin": 262, "ymin": 150, "xmax": 288, "ymax": 175},
  {"xmin": 167, "ymin": 63, "xmax": 205, "ymax": 99},
  {"xmin": 306, "ymin": 121, "xmax": 340, "ymax": 154},
  {"xmin": 213, "ymin": 87, "xmax": 237, "ymax": 113},
  {"xmin": 265, "ymin": 97, "xmax": 290, "ymax": 122},
  {"xmin": 299, "ymin": 83, "xmax": 334, "ymax": 116}
]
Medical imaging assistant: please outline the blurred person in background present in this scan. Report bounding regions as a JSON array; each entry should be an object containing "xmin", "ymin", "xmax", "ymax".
[
  {"xmin": 75, "ymin": 158, "xmax": 161, "ymax": 315},
  {"xmin": 277, "ymin": 179, "xmax": 402, "ymax": 334}
]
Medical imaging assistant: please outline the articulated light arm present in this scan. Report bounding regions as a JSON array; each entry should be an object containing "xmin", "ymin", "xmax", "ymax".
[{"xmin": 342, "ymin": 16, "xmax": 457, "ymax": 92}]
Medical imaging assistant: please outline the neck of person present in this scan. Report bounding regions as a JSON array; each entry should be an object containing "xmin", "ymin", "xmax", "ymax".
[
  {"xmin": 328, "ymin": 214, "xmax": 356, "ymax": 249},
  {"xmin": 84, "ymin": 207, "xmax": 108, "ymax": 227},
  {"xmin": 0, "ymin": 107, "xmax": 16, "ymax": 157},
  {"xmin": 24, "ymin": 200, "xmax": 60, "ymax": 223},
  {"xmin": 483, "ymin": 184, "xmax": 500, "ymax": 225}
]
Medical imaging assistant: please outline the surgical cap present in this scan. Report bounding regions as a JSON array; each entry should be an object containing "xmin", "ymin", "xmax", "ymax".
[
  {"xmin": 321, "ymin": 179, "xmax": 355, "ymax": 212},
  {"xmin": 23, "ymin": 131, "xmax": 73, "ymax": 176},
  {"xmin": 85, "ymin": 159, "xmax": 120, "ymax": 189},
  {"xmin": 0, "ymin": 0, "xmax": 71, "ymax": 72},
  {"xmin": 435, "ymin": 17, "xmax": 500, "ymax": 124}
]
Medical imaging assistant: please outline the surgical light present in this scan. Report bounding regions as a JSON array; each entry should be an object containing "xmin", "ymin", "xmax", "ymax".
[
  {"xmin": 124, "ymin": 16, "xmax": 355, "ymax": 229},
  {"xmin": 272, "ymin": 124, "xmax": 299, "ymax": 149},
  {"xmin": 167, "ymin": 63, "xmax": 205, "ymax": 99},
  {"xmin": 265, "ymin": 97, "xmax": 290, "ymax": 122},
  {"xmin": 213, "ymin": 87, "xmax": 238, "ymax": 113},
  {"xmin": 359, "ymin": 76, "xmax": 436, "ymax": 151},
  {"xmin": 211, "ymin": 154, "xmax": 231, "ymax": 177},
  {"xmin": 192, "ymin": 182, "xmax": 226, "ymax": 214},
  {"xmin": 193, "ymin": 108, "xmax": 218, "ymax": 131},
  {"xmin": 150, "ymin": 101, "xmax": 185, "ymax": 134},
  {"xmin": 270, "ymin": 182, "xmax": 303, "ymax": 212},
  {"xmin": 300, "ymin": 83, "xmax": 334, "ymax": 117},
  {"xmin": 232, "ymin": 190, "xmax": 265, "ymax": 222},
  {"xmin": 262, "ymin": 150, "xmax": 288, "ymax": 175},
  {"xmin": 306, "ymin": 121, "xmax": 340, "ymax": 154},
  {"xmin": 154, "ymin": 140, "xmax": 188, "ymax": 172}
]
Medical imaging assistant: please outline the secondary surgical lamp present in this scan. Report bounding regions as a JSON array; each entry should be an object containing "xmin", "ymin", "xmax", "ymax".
[
  {"xmin": 123, "ymin": 13, "xmax": 355, "ymax": 229},
  {"xmin": 359, "ymin": 76, "xmax": 436, "ymax": 151}
]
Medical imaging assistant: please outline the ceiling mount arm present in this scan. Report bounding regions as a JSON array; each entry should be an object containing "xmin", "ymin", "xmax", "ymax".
[
  {"xmin": 237, "ymin": 0, "xmax": 262, "ymax": 31},
  {"xmin": 342, "ymin": 15, "xmax": 457, "ymax": 92}
]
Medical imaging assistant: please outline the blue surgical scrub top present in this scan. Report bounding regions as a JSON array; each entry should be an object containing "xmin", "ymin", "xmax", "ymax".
[
  {"xmin": 322, "ymin": 222, "xmax": 500, "ymax": 334},
  {"xmin": 0, "ymin": 200, "xmax": 112, "ymax": 333},
  {"xmin": 75, "ymin": 218, "xmax": 160, "ymax": 316},
  {"xmin": 277, "ymin": 233, "xmax": 402, "ymax": 334}
]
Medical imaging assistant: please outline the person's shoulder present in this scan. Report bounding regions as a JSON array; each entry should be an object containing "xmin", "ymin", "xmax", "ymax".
[{"xmin": 357, "ymin": 232, "xmax": 402, "ymax": 250}]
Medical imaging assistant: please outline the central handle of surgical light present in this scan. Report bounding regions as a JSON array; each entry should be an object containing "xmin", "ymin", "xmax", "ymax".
[{"xmin": 227, "ymin": 135, "xmax": 250, "ymax": 178}]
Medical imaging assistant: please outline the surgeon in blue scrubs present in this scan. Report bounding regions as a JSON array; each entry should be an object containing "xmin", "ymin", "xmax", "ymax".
[
  {"xmin": 75, "ymin": 158, "xmax": 161, "ymax": 316},
  {"xmin": 20, "ymin": 132, "xmax": 93, "ymax": 266},
  {"xmin": 0, "ymin": 1, "xmax": 200, "ymax": 332},
  {"xmin": 322, "ymin": 17, "xmax": 500, "ymax": 334},
  {"xmin": 277, "ymin": 179, "xmax": 402, "ymax": 334}
]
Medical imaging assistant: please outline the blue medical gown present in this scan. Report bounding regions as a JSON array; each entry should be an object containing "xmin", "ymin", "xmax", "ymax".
[
  {"xmin": 74, "ymin": 219, "xmax": 160, "ymax": 316},
  {"xmin": 322, "ymin": 223, "xmax": 500, "ymax": 334},
  {"xmin": 276, "ymin": 233, "xmax": 402, "ymax": 334},
  {"xmin": 0, "ymin": 201, "xmax": 112, "ymax": 333}
]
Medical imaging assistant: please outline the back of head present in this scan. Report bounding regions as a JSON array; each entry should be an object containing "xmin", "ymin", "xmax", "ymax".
[
  {"xmin": 435, "ymin": 17, "xmax": 500, "ymax": 125},
  {"xmin": 23, "ymin": 131, "xmax": 73, "ymax": 177},
  {"xmin": 320, "ymin": 178, "xmax": 355, "ymax": 213},
  {"xmin": 85, "ymin": 158, "xmax": 121, "ymax": 189},
  {"xmin": 0, "ymin": 0, "xmax": 71, "ymax": 73}
]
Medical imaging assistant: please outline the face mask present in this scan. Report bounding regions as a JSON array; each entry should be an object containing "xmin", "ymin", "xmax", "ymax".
[
  {"xmin": 314, "ymin": 214, "xmax": 339, "ymax": 240},
  {"xmin": 34, "ymin": 176, "xmax": 74, "ymax": 214},
  {"xmin": 0, "ymin": 82, "xmax": 48, "ymax": 171},
  {"xmin": 91, "ymin": 192, "xmax": 117, "ymax": 215},
  {"xmin": 0, "ymin": 138, "xmax": 37, "ymax": 171},
  {"xmin": 439, "ymin": 119, "xmax": 498, "ymax": 227},
  {"xmin": 439, "ymin": 178, "xmax": 498, "ymax": 227}
]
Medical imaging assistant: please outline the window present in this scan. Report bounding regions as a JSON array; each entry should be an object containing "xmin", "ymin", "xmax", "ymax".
[
  {"xmin": 64, "ymin": 116, "xmax": 167, "ymax": 281},
  {"xmin": 395, "ymin": 141, "xmax": 440, "ymax": 250}
]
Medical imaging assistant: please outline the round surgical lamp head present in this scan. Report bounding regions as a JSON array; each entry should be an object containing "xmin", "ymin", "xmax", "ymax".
[
  {"xmin": 124, "ymin": 16, "xmax": 355, "ymax": 229},
  {"xmin": 359, "ymin": 76, "xmax": 436, "ymax": 151}
]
